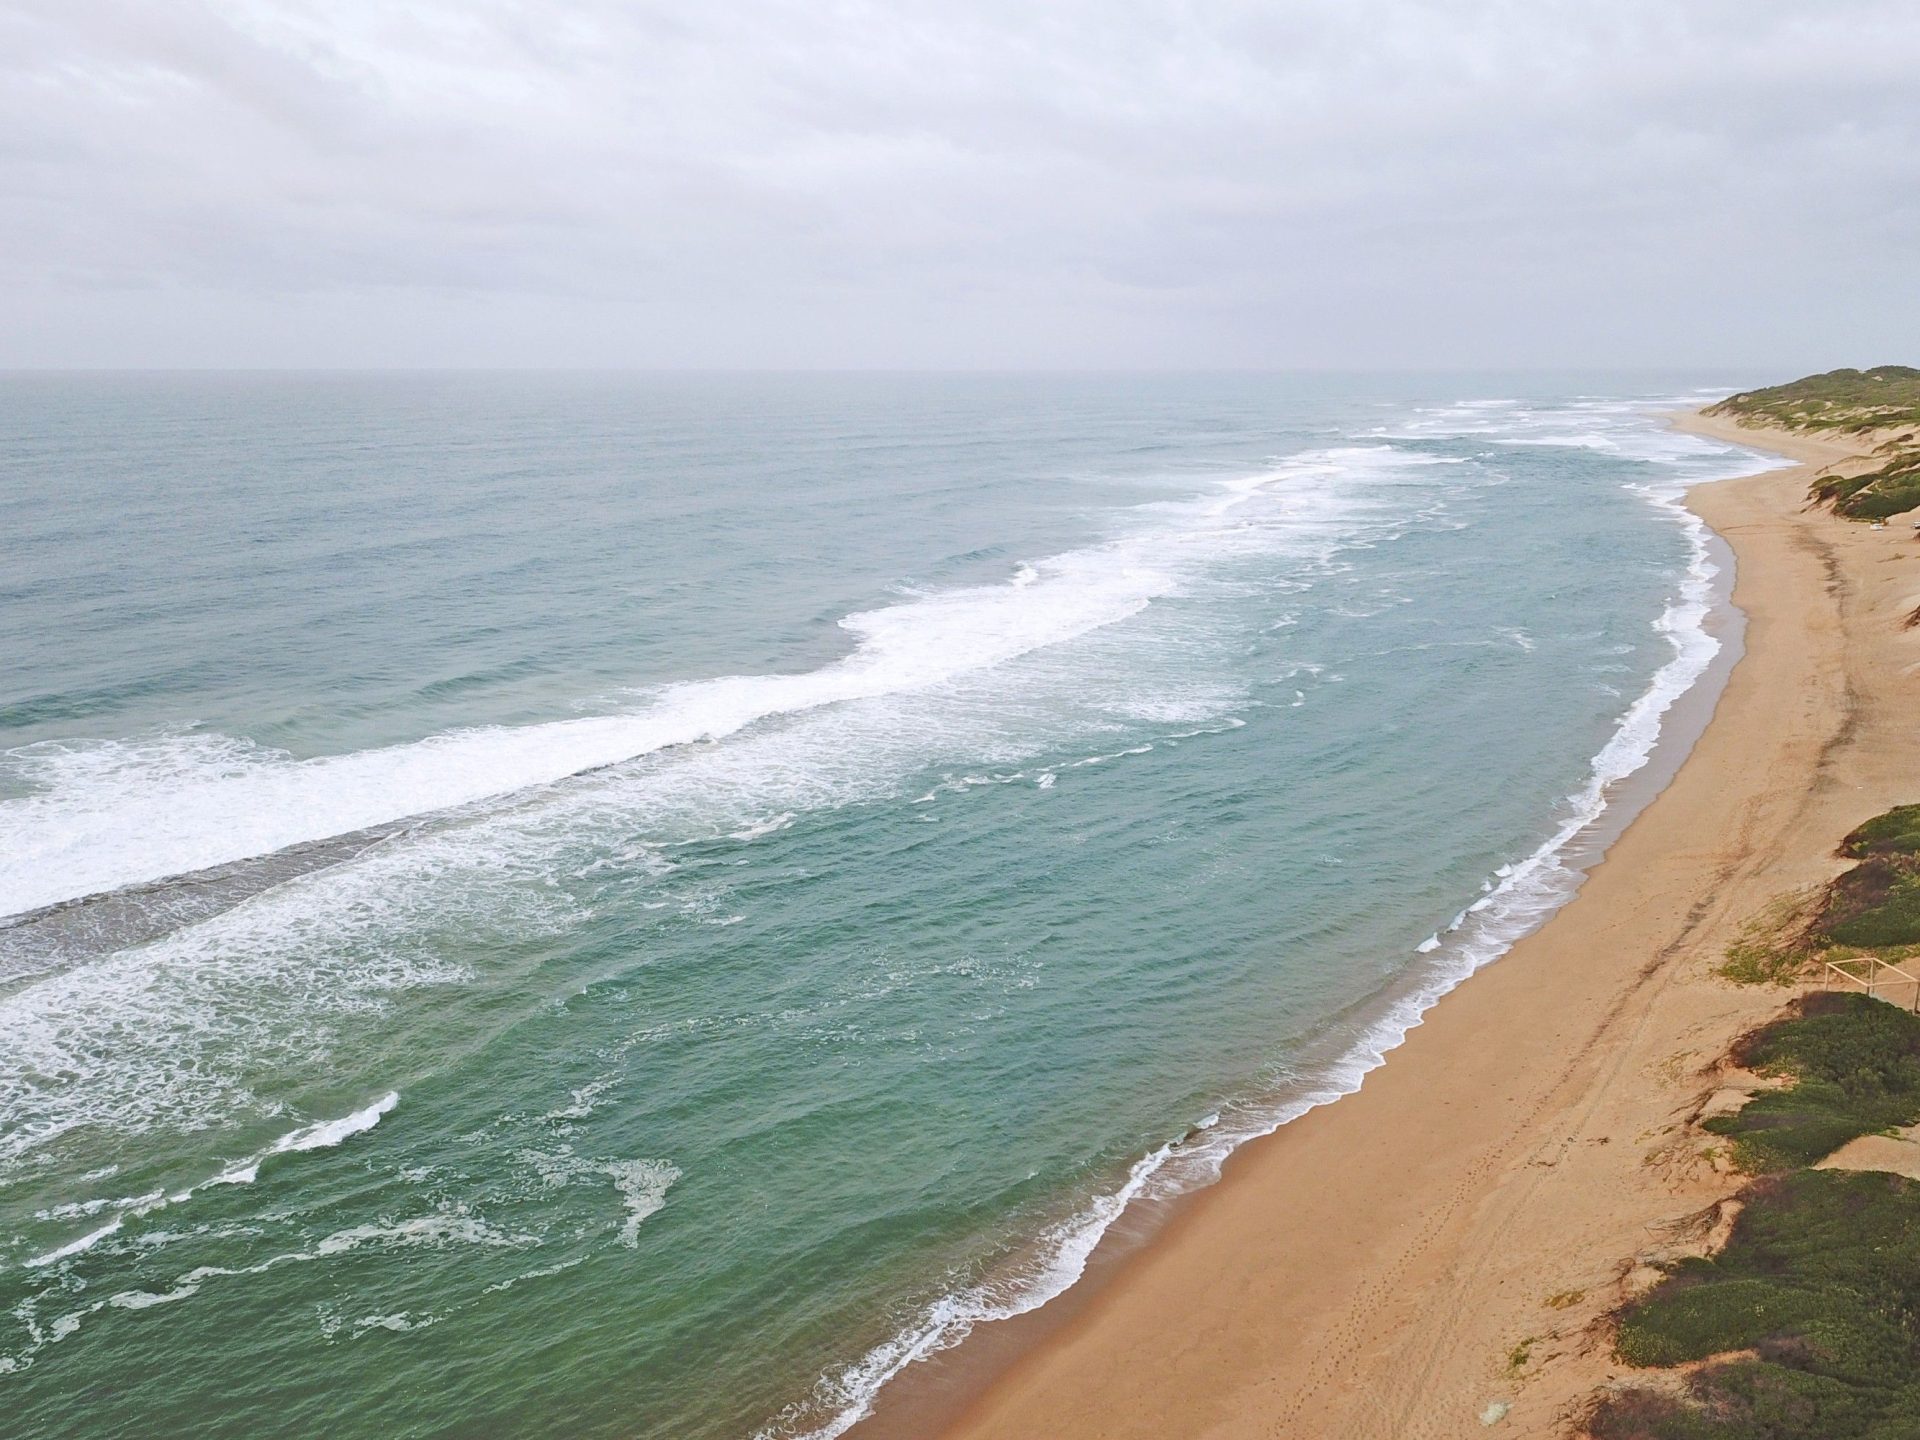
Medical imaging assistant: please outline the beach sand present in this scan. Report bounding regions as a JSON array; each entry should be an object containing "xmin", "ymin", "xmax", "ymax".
[{"xmin": 896, "ymin": 414, "xmax": 1920, "ymax": 1439}]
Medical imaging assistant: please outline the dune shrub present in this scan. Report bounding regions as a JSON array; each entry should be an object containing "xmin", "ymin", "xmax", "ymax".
[{"xmin": 1601, "ymin": 1170, "xmax": 1920, "ymax": 1438}]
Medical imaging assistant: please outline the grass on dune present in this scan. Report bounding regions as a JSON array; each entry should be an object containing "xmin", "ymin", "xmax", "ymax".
[
  {"xmin": 1594, "ymin": 994, "xmax": 1920, "ymax": 1437},
  {"xmin": 1590, "ymin": 812, "xmax": 1920, "ymax": 1438},
  {"xmin": 1718, "ymin": 808, "xmax": 1920, "ymax": 987},
  {"xmin": 1720, "ymin": 892, "xmax": 1823, "ymax": 987},
  {"xmin": 1823, "ymin": 867, "xmax": 1920, "ymax": 951},
  {"xmin": 1834, "ymin": 470, "xmax": 1920, "ymax": 522},
  {"xmin": 1708, "ymin": 366, "xmax": 1920, "ymax": 433},
  {"xmin": 1593, "ymin": 1169, "xmax": 1920, "ymax": 1440},
  {"xmin": 1707, "ymin": 367, "xmax": 1920, "ymax": 520},
  {"xmin": 1840, "ymin": 807, "xmax": 1920, "ymax": 860},
  {"xmin": 1820, "ymin": 807, "xmax": 1920, "ymax": 950},
  {"xmin": 1700, "ymin": 992, "xmax": 1920, "ymax": 1173}
]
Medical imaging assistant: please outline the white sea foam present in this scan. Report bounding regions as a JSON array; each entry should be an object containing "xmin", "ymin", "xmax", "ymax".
[
  {"xmin": 349, "ymin": 1310, "xmax": 437, "ymax": 1336},
  {"xmin": 760, "ymin": 396, "xmax": 1792, "ymax": 1440},
  {"xmin": 513, "ymin": 1146, "xmax": 678, "ymax": 1247},
  {"xmin": 24, "ymin": 1215, "xmax": 131, "ymax": 1268},
  {"xmin": 0, "ymin": 435, "xmax": 1510, "ymax": 1270},
  {"xmin": 205, "ymin": 1092, "xmax": 400, "ymax": 1187},
  {"xmin": 20, "ymin": 1093, "xmax": 400, "ymax": 1265},
  {"xmin": 608, "ymin": 1159, "xmax": 680, "ymax": 1246},
  {"xmin": 0, "ymin": 829, "xmax": 541, "ymax": 1166},
  {"xmin": 1, "ymin": 443, "xmax": 1460, "ymax": 1182},
  {"xmin": 276, "ymin": 1092, "xmax": 398, "ymax": 1154},
  {"xmin": 480, "ymin": 1255, "xmax": 588, "ymax": 1296},
  {"xmin": 106, "ymin": 1286, "xmax": 199, "ymax": 1311},
  {"xmin": 0, "ymin": 442, "xmax": 1457, "ymax": 924},
  {"xmin": 5, "ymin": 1201, "xmax": 534, "ymax": 1374},
  {"xmin": 541, "ymin": 1079, "xmax": 617, "ymax": 1124},
  {"xmin": 726, "ymin": 812, "xmax": 797, "ymax": 843},
  {"xmin": 1378, "ymin": 393, "xmax": 1798, "ymax": 483},
  {"xmin": 32, "ymin": 1190, "xmax": 161, "ymax": 1223},
  {"xmin": 275, "ymin": 1208, "xmax": 539, "ymax": 1265},
  {"xmin": 0, "ymin": 556, "xmax": 1176, "ymax": 918},
  {"xmin": 2, "ymin": 422, "xmax": 1653, "ymax": 1415}
]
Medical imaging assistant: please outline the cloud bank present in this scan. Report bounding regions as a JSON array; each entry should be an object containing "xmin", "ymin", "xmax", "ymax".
[{"xmin": 3, "ymin": 0, "xmax": 1916, "ymax": 367}]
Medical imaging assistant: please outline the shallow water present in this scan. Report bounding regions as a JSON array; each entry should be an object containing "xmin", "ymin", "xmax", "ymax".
[{"xmin": 0, "ymin": 372, "xmax": 1785, "ymax": 1438}]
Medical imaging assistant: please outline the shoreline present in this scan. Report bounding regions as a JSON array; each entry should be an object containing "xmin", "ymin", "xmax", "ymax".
[
  {"xmin": 848, "ymin": 412, "xmax": 1920, "ymax": 1439},
  {"xmin": 828, "ymin": 409, "xmax": 1763, "ymax": 1440}
]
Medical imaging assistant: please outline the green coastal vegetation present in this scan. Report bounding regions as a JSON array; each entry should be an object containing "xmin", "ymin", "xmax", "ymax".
[
  {"xmin": 1827, "ymin": 808, "xmax": 1920, "ymax": 951},
  {"xmin": 1709, "ymin": 367, "xmax": 1920, "ymax": 434},
  {"xmin": 1699, "ymin": 992, "xmax": 1920, "ymax": 1173},
  {"xmin": 1588, "ymin": 806, "xmax": 1920, "ymax": 1440},
  {"xmin": 1707, "ymin": 367, "xmax": 1920, "ymax": 520},
  {"xmin": 1595, "ymin": 1163, "xmax": 1920, "ymax": 1439},
  {"xmin": 1721, "ymin": 805, "xmax": 1920, "ymax": 986},
  {"xmin": 1814, "ymin": 465, "xmax": 1920, "ymax": 523}
]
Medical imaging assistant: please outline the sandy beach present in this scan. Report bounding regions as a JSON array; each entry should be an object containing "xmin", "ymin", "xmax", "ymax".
[{"xmin": 903, "ymin": 413, "xmax": 1920, "ymax": 1440}]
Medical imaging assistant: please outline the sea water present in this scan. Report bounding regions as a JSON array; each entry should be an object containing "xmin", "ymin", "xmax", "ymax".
[{"xmin": 0, "ymin": 373, "xmax": 1786, "ymax": 1438}]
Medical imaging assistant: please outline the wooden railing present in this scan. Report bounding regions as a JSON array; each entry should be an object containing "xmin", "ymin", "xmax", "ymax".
[{"xmin": 1824, "ymin": 955, "xmax": 1920, "ymax": 1010}]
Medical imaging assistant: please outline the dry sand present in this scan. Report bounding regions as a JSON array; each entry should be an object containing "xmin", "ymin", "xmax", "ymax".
[{"xmin": 909, "ymin": 413, "xmax": 1920, "ymax": 1439}]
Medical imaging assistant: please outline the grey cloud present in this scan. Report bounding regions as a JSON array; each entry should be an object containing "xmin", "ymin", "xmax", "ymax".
[{"xmin": 2, "ymin": 0, "xmax": 1916, "ymax": 367}]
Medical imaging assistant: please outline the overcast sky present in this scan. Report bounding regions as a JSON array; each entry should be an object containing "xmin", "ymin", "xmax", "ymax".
[{"xmin": 3, "ymin": 0, "xmax": 1916, "ymax": 369}]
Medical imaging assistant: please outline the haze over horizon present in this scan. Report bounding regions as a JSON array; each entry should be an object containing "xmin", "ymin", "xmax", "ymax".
[{"xmin": 4, "ymin": 0, "xmax": 1917, "ymax": 371}]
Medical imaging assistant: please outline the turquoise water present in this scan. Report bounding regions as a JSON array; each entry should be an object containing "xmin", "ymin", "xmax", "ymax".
[{"xmin": 0, "ymin": 374, "xmax": 1781, "ymax": 1438}]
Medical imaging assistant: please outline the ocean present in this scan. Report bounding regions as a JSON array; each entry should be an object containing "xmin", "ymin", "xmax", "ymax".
[{"xmin": 0, "ymin": 372, "xmax": 1786, "ymax": 1438}]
